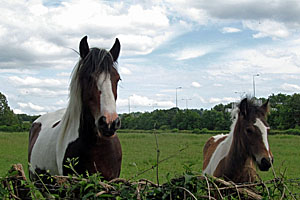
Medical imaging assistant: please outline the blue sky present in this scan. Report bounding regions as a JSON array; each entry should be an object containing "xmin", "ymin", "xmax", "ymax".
[{"xmin": 1, "ymin": 0, "xmax": 300, "ymax": 115}]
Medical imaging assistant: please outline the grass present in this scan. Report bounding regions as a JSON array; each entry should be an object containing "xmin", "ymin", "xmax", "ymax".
[{"xmin": 0, "ymin": 131, "xmax": 300, "ymax": 184}]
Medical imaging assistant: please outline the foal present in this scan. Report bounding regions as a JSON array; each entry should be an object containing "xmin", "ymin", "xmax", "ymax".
[{"xmin": 203, "ymin": 98, "xmax": 273, "ymax": 183}]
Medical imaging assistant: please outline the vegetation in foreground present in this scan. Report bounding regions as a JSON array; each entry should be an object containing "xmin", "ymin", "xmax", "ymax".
[{"xmin": 1, "ymin": 162, "xmax": 299, "ymax": 199}]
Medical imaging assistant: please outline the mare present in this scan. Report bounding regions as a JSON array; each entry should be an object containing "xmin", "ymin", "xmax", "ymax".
[
  {"xmin": 202, "ymin": 98, "xmax": 273, "ymax": 183},
  {"xmin": 28, "ymin": 36, "xmax": 122, "ymax": 181}
]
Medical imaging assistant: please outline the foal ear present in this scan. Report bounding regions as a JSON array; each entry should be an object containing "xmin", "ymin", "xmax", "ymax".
[
  {"xmin": 261, "ymin": 98, "xmax": 270, "ymax": 115},
  {"xmin": 109, "ymin": 38, "xmax": 121, "ymax": 62},
  {"xmin": 239, "ymin": 98, "xmax": 249, "ymax": 118},
  {"xmin": 79, "ymin": 36, "xmax": 89, "ymax": 59}
]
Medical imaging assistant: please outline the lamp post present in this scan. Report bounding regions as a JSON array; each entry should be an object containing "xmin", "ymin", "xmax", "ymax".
[
  {"xmin": 253, "ymin": 74, "xmax": 259, "ymax": 98},
  {"xmin": 182, "ymin": 98, "xmax": 192, "ymax": 109},
  {"xmin": 128, "ymin": 96, "xmax": 131, "ymax": 114},
  {"xmin": 175, "ymin": 87, "xmax": 182, "ymax": 108},
  {"xmin": 235, "ymin": 91, "xmax": 246, "ymax": 99}
]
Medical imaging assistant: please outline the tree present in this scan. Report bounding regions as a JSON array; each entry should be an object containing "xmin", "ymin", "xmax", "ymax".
[{"xmin": 0, "ymin": 92, "xmax": 19, "ymax": 126}]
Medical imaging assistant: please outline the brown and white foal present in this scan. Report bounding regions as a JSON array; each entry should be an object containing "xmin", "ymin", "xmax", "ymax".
[{"xmin": 203, "ymin": 98, "xmax": 273, "ymax": 183}]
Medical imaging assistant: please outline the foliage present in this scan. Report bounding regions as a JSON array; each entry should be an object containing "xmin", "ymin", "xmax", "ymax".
[
  {"xmin": 1, "ymin": 162, "xmax": 299, "ymax": 199},
  {"xmin": 0, "ymin": 92, "xmax": 19, "ymax": 127},
  {"xmin": 1, "ymin": 92, "xmax": 300, "ymax": 132},
  {"xmin": 120, "ymin": 93, "xmax": 300, "ymax": 132},
  {"xmin": 0, "ymin": 92, "xmax": 40, "ymax": 132}
]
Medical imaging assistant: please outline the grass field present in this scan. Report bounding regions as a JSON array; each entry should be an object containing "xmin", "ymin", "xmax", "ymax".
[{"xmin": 0, "ymin": 131, "xmax": 299, "ymax": 184}]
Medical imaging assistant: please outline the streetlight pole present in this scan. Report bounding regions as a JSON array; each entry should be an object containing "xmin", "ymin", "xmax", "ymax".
[
  {"xmin": 128, "ymin": 96, "xmax": 131, "ymax": 114},
  {"xmin": 182, "ymin": 98, "xmax": 192, "ymax": 109},
  {"xmin": 235, "ymin": 91, "xmax": 246, "ymax": 99},
  {"xmin": 253, "ymin": 74, "xmax": 259, "ymax": 98},
  {"xmin": 176, "ymin": 87, "xmax": 182, "ymax": 108}
]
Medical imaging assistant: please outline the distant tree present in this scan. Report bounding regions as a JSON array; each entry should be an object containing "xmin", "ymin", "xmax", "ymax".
[{"xmin": 0, "ymin": 92, "xmax": 19, "ymax": 126}]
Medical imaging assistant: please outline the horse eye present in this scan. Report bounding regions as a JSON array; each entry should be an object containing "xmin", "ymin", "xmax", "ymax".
[{"xmin": 246, "ymin": 128, "xmax": 253, "ymax": 134}]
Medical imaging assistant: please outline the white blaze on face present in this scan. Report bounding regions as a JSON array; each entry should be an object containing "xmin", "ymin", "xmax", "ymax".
[
  {"xmin": 254, "ymin": 118, "xmax": 270, "ymax": 151},
  {"xmin": 97, "ymin": 73, "xmax": 117, "ymax": 124}
]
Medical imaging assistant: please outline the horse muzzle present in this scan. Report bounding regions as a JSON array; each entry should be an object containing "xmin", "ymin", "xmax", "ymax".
[
  {"xmin": 257, "ymin": 157, "xmax": 273, "ymax": 171},
  {"xmin": 98, "ymin": 116, "xmax": 121, "ymax": 137}
]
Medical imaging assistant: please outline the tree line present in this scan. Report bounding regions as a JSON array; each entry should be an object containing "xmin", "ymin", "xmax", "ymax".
[
  {"xmin": 120, "ymin": 93, "xmax": 300, "ymax": 132},
  {"xmin": 0, "ymin": 92, "xmax": 299, "ymax": 133},
  {"xmin": 0, "ymin": 92, "xmax": 39, "ymax": 132}
]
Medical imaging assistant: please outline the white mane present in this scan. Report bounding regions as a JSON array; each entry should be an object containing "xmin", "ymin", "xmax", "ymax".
[{"xmin": 56, "ymin": 61, "xmax": 83, "ymax": 174}]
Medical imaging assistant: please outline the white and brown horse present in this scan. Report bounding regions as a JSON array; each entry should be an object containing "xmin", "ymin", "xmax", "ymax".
[
  {"xmin": 203, "ymin": 98, "xmax": 273, "ymax": 183},
  {"xmin": 28, "ymin": 36, "xmax": 122, "ymax": 181}
]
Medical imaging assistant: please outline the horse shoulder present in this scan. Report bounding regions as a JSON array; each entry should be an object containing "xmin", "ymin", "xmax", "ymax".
[
  {"xmin": 28, "ymin": 122, "xmax": 42, "ymax": 163},
  {"xmin": 29, "ymin": 109, "xmax": 65, "ymax": 177},
  {"xmin": 202, "ymin": 134, "xmax": 228, "ymax": 174}
]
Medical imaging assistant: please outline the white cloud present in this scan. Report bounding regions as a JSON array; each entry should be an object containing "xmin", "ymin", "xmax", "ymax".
[
  {"xmin": 8, "ymin": 76, "xmax": 67, "ymax": 87},
  {"xmin": 243, "ymin": 20, "xmax": 289, "ymax": 39},
  {"xmin": 57, "ymin": 72, "xmax": 70, "ymax": 77},
  {"xmin": 120, "ymin": 67, "xmax": 132, "ymax": 75},
  {"xmin": 280, "ymin": 83, "xmax": 300, "ymax": 92},
  {"xmin": 19, "ymin": 88, "xmax": 68, "ymax": 97},
  {"xmin": 209, "ymin": 97, "xmax": 237, "ymax": 104},
  {"xmin": 213, "ymin": 83, "xmax": 223, "ymax": 87},
  {"xmin": 221, "ymin": 27, "xmax": 241, "ymax": 33},
  {"xmin": 18, "ymin": 102, "xmax": 45, "ymax": 112},
  {"xmin": 13, "ymin": 109, "xmax": 24, "ymax": 114},
  {"xmin": 170, "ymin": 47, "xmax": 211, "ymax": 60},
  {"xmin": 117, "ymin": 94, "xmax": 175, "ymax": 111},
  {"xmin": 191, "ymin": 81, "xmax": 201, "ymax": 88}
]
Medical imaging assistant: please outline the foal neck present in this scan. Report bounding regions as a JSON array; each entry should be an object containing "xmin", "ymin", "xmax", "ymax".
[{"xmin": 225, "ymin": 118, "xmax": 257, "ymax": 182}]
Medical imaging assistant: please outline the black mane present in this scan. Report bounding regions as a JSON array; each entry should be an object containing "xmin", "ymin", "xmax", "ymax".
[{"xmin": 238, "ymin": 98, "xmax": 266, "ymax": 120}]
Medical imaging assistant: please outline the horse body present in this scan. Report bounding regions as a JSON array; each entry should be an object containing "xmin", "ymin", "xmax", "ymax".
[
  {"xmin": 203, "ymin": 98, "xmax": 273, "ymax": 183},
  {"xmin": 29, "ymin": 36, "xmax": 122, "ymax": 181}
]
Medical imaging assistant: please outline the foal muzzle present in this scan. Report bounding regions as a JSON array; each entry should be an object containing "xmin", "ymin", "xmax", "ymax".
[
  {"xmin": 98, "ymin": 116, "xmax": 121, "ymax": 137},
  {"xmin": 258, "ymin": 157, "xmax": 273, "ymax": 171}
]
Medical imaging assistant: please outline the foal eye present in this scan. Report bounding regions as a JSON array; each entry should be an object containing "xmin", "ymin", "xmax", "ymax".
[{"xmin": 246, "ymin": 128, "xmax": 253, "ymax": 134}]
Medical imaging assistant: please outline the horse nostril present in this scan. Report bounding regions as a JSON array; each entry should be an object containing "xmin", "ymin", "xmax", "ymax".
[
  {"xmin": 261, "ymin": 157, "xmax": 271, "ymax": 169},
  {"xmin": 98, "ymin": 116, "xmax": 107, "ymax": 127},
  {"xmin": 114, "ymin": 117, "xmax": 121, "ymax": 129}
]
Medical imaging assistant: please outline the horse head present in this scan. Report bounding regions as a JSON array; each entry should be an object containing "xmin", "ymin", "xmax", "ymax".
[
  {"xmin": 78, "ymin": 36, "xmax": 121, "ymax": 137},
  {"xmin": 237, "ymin": 98, "xmax": 273, "ymax": 171}
]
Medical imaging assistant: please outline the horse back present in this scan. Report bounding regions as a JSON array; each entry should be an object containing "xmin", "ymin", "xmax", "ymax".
[
  {"xmin": 203, "ymin": 134, "xmax": 227, "ymax": 171},
  {"xmin": 28, "ymin": 109, "xmax": 65, "ymax": 179}
]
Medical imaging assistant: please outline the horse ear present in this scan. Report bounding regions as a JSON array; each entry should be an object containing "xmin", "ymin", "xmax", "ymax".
[
  {"xmin": 261, "ymin": 98, "xmax": 270, "ymax": 115},
  {"xmin": 239, "ymin": 98, "xmax": 249, "ymax": 118},
  {"xmin": 109, "ymin": 38, "xmax": 120, "ymax": 62},
  {"xmin": 79, "ymin": 36, "xmax": 89, "ymax": 59}
]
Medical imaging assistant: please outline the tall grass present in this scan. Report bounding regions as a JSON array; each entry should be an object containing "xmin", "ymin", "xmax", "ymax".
[{"xmin": 0, "ymin": 132, "xmax": 299, "ymax": 184}]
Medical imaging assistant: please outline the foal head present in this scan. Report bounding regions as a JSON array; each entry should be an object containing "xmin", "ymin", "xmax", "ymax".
[
  {"xmin": 235, "ymin": 98, "xmax": 273, "ymax": 171},
  {"xmin": 77, "ymin": 36, "xmax": 121, "ymax": 137}
]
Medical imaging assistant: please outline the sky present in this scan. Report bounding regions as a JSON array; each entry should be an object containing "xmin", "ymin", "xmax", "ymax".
[{"xmin": 1, "ymin": 0, "xmax": 300, "ymax": 115}]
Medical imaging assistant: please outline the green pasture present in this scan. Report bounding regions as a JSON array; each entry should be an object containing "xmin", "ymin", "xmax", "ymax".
[{"xmin": 0, "ymin": 131, "xmax": 299, "ymax": 184}]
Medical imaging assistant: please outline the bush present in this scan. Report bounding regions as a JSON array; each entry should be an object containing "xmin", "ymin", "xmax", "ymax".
[
  {"xmin": 192, "ymin": 128, "xmax": 201, "ymax": 134},
  {"xmin": 0, "ymin": 125, "xmax": 22, "ymax": 132},
  {"xmin": 199, "ymin": 128, "xmax": 209, "ymax": 134},
  {"xmin": 171, "ymin": 128, "xmax": 179, "ymax": 133},
  {"xmin": 270, "ymin": 129, "xmax": 300, "ymax": 135},
  {"xmin": 159, "ymin": 125, "xmax": 170, "ymax": 130}
]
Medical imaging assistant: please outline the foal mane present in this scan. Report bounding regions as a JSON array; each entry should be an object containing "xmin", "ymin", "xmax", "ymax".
[{"xmin": 226, "ymin": 98, "xmax": 264, "ymax": 143}]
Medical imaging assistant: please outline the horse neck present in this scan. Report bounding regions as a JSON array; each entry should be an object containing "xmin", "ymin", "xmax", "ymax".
[{"xmin": 224, "ymin": 117, "xmax": 255, "ymax": 180}]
